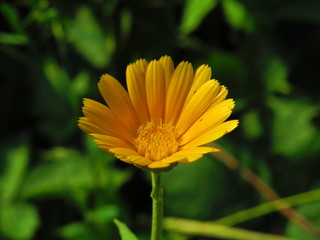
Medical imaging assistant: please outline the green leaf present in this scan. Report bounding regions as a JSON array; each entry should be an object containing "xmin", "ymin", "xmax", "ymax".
[
  {"xmin": 72, "ymin": 71, "xmax": 90, "ymax": 98},
  {"xmin": 86, "ymin": 205, "xmax": 120, "ymax": 224},
  {"xmin": 20, "ymin": 148, "xmax": 94, "ymax": 199},
  {"xmin": 165, "ymin": 232, "xmax": 189, "ymax": 240},
  {"xmin": 43, "ymin": 58, "xmax": 70, "ymax": 96},
  {"xmin": 241, "ymin": 110, "xmax": 263, "ymax": 139},
  {"xmin": 0, "ymin": 33, "xmax": 29, "ymax": 45},
  {"xmin": 0, "ymin": 203, "xmax": 39, "ymax": 240},
  {"xmin": 0, "ymin": 145, "xmax": 29, "ymax": 204},
  {"xmin": 20, "ymin": 147, "xmax": 130, "ymax": 199},
  {"xmin": 180, "ymin": 0, "xmax": 218, "ymax": 35},
  {"xmin": 70, "ymin": 71, "xmax": 90, "ymax": 108},
  {"xmin": 0, "ymin": 3, "xmax": 23, "ymax": 33},
  {"xmin": 114, "ymin": 219, "xmax": 139, "ymax": 240},
  {"xmin": 84, "ymin": 135, "xmax": 117, "ymax": 165},
  {"xmin": 119, "ymin": 9, "xmax": 132, "ymax": 42},
  {"xmin": 59, "ymin": 222, "xmax": 97, "ymax": 240},
  {"xmin": 67, "ymin": 6, "xmax": 115, "ymax": 68},
  {"xmin": 268, "ymin": 97, "xmax": 320, "ymax": 160},
  {"xmin": 286, "ymin": 201, "xmax": 320, "ymax": 240},
  {"xmin": 29, "ymin": 2, "xmax": 58, "ymax": 24},
  {"xmin": 222, "ymin": 0, "xmax": 254, "ymax": 32},
  {"xmin": 264, "ymin": 57, "xmax": 290, "ymax": 94}
]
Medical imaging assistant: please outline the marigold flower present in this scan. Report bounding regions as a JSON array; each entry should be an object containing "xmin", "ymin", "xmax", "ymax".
[{"xmin": 78, "ymin": 56, "xmax": 238, "ymax": 169}]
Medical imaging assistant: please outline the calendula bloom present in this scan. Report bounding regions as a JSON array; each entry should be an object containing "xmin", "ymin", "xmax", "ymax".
[{"xmin": 78, "ymin": 56, "xmax": 238, "ymax": 169}]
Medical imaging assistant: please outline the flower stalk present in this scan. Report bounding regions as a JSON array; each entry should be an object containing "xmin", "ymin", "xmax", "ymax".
[{"xmin": 151, "ymin": 171, "xmax": 163, "ymax": 240}]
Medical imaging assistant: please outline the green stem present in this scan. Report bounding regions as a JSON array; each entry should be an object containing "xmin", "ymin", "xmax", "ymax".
[{"xmin": 151, "ymin": 172, "xmax": 163, "ymax": 240}]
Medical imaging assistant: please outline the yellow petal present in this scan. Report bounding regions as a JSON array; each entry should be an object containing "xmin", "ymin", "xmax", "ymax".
[
  {"xmin": 148, "ymin": 161, "xmax": 170, "ymax": 168},
  {"xmin": 94, "ymin": 145, "xmax": 133, "ymax": 160},
  {"xmin": 185, "ymin": 64, "xmax": 212, "ymax": 105},
  {"xmin": 82, "ymin": 98, "xmax": 132, "ymax": 141},
  {"xmin": 146, "ymin": 60, "xmax": 166, "ymax": 121},
  {"xmin": 126, "ymin": 59, "xmax": 150, "ymax": 124},
  {"xmin": 161, "ymin": 155, "xmax": 186, "ymax": 164},
  {"xmin": 176, "ymin": 80, "xmax": 221, "ymax": 136},
  {"xmin": 162, "ymin": 147, "xmax": 218, "ymax": 163},
  {"xmin": 107, "ymin": 148, "xmax": 139, "ymax": 164},
  {"xmin": 159, "ymin": 56, "xmax": 174, "ymax": 90},
  {"xmin": 109, "ymin": 147, "xmax": 140, "ymax": 157},
  {"xmin": 181, "ymin": 155, "xmax": 202, "ymax": 163},
  {"xmin": 140, "ymin": 58, "xmax": 148, "ymax": 69},
  {"xmin": 128, "ymin": 155, "xmax": 152, "ymax": 166},
  {"xmin": 78, "ymin": 117, "xmax": 106, "ymax": 135},
  {"xmin": 182, "ymin": 149, "xmax": 220, "ymax": 163},
  {"xmin": 165, "ymin": 62, "xmax": 193, "ymax": 125},
  {"xmin": 209, "ymin": 85, "xmax": 228, "ymax": 108},
  {"xmin": 175, "ymin": 146, "xmax": 218, "ymax": 156},
  {"xmin": 96, "ymin": 144, "xmax": 135, "ymax": 164},
  {"xmin": 98, "ymin": 74, "xmax": 139, "ymax": 136},
  {"xmin": 182, "ymin": 120, "xmax": 239, "ymax": 149},
  {"xmin": 181, "ymin": 99, "xmax": 235, "ymax": 145},
  {"xmin": 115, "ymin": 155, "xmax": 134, "ymax": 164},
  {"xmin": 91, "ymin": 134, "xmax": 133, "ymax": 149}
]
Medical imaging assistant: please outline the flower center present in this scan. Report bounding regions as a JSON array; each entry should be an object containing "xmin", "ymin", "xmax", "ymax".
[{"xmin": 134, "ymin": 120, "xmax": 179, "ymax": 161}]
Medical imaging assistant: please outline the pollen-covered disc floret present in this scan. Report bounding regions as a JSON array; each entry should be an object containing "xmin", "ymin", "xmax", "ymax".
[
  {"xmin": 134, "ymin": 121, "xmax": 179, "ymax": 162},
  {"xmin": 78, "ymin": 55, "xmax": 238, "ymax": 170}
]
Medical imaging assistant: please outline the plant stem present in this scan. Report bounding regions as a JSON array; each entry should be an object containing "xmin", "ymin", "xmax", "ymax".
[
  {"xmin": 210, "ymin": 146, "xmax": 320, "ymax": 239},
  {"xmin": 151, "ymin": 171, "xmax": 163, "ymax": 240}
]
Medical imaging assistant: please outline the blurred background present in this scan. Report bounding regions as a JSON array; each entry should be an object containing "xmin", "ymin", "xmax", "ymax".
[{"xmin": 1, "ymin": 0, "xmax": 320, "ymax": 239}]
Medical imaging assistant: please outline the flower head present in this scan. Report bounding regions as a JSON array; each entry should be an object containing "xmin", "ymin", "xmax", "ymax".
[{"xmin": 79, "ymin": 56, "xmax": 238, "ymax": 170}]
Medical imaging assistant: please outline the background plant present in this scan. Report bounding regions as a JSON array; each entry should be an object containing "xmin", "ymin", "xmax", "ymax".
[{"xmin": 1, "ymin": 0, "xmax": 320, "ymax": 239}]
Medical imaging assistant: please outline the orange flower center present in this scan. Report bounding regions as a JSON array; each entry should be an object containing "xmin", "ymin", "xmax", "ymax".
[{"xmin": 134, "ymin": 120, "xmax": 179, "ymax": 161}]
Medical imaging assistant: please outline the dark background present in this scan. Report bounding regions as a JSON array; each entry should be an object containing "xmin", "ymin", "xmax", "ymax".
[{"xmin": 1, "ymin": 0, "xmax": 320, "ymax": 239}]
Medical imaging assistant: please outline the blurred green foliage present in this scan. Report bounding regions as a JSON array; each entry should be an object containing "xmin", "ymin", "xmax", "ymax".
[{"xmin": 1, "ymin": 0, "xmax": 320, "ymax": 239}]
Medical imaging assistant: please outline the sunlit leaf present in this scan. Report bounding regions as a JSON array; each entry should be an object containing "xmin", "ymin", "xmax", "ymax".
[
  {"xmin": 114, "ymin": 219, "xmax": 139, "ymax": 240},
  {"xmin": 0, "ymin": 145, "xmax": 29, "ymax": 204},
  {"xmin": 43, "ymin": 58, "xmax": 70, "ymax": 95},
  {"xmin": 67, "ymin": 6, "xmax": 115, "ymax": 68},
  {"xmin": 241, "ymin": 110, "xmax": 263, "ymax": 139},
  {"xmin": 120, "ymin": 9, "xmax": 132, "ymax": 42},
  {"xmin": 72, "ymin": 71, "xmax": 90, "ymax": 98},
  {"xmin": 20, "ymin": 148, "xmax": 94, "ymax": 199},
  {"xmin": 29, "ymin": 0, "xmax": 58, "ymax": 24},
  {"xmin": 264, "ymin": 57, "xmax": 290, "ymax": 94},
  {"xmin": 0, "ymin": 203, "xmax": 39, "ymax": 240},
  {"xmin": 52, "ymin": 20, "xmax": 65, "ymax": 40},
  {"xmin": 70, "ymin": 71, "xmax": 91, "ymax": 108},
  {"xmin": 20, "ymin": 147, "xmax": 130, "ymax": 199},
  {"xmin": 86, "ymin": 205, "xmax": 119, "ymax": 224},
  {"xmin": 84, "ymin": 136, "xmax": 116, "ymax": 164},
  {"xmin": 180, "ymin": 0, "xmax": 218, "ymax": 35},
  {"xmin": 165, "ymin": 232, "xmax": 189, "ymax": 240},
  {"xmin": 268, "ymin": 97, "xmax": 320, "ymax": 160},
  {"xmin": 222, "ymin": 0, "xmax": 254, "ymax": 32},
  {"xmin": 59, "ymin": 222, "xmax": 97, "ymax": 240}
]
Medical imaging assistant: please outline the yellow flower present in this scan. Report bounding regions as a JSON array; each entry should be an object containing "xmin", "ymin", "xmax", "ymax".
[{"xmin": 78, "ymin": 56, "xmax": 238, "ymax": 169}]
